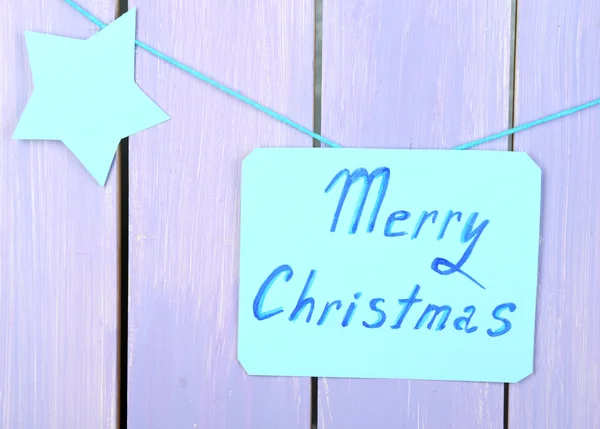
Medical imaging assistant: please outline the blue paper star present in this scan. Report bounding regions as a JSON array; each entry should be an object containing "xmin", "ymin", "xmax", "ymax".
[{"xmin": 12, "ymin": 8, "xmax": 169, "ymax": 185}]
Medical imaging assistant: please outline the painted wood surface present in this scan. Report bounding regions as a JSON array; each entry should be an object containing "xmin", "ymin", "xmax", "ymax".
[
  {"xmin": 509, "ymin": 1, "xmax": 600, "ymax": 428},
  {"xmin": 318, "ymin": 2, "xmax": 512, "ymax": 428},
  {"xmin": 126, "ymin": 1, "xmax": 313, "ymax": 427},
  {"xmin": 3, "ymin": 1, "xmax": 600, "ymax": 428},
  {"xmin": 0, "ymin": 1, "xmax": 118, "ymax": 428}
]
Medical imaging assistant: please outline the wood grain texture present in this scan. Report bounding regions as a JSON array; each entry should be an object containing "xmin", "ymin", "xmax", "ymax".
[
  {"xmin": 509, "ymin": 1, "xmax": 600, "ymax": 427},
  {"xmin": 319, "ymin": 2, "xmax": 512, "ymax": 428},
  {"xmin": 126, "ymin": 1, "xmax": 313, "ymax": 427},
  {"xmin": 0, "ymin": 1, "xmax": 118, "ymax": 428}
]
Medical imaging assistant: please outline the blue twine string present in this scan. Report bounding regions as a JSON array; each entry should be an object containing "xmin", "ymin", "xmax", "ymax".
[
  {"xmin": 65, "ymin": 0, "xmax": 600, "ymax": 151},
  {"xmin": 63, "ymin": 0, "xmax": 342, "ymax": 148},
  {"xmin": 453, "ymin": 98, "xmax": 600, "ymax": 150}
]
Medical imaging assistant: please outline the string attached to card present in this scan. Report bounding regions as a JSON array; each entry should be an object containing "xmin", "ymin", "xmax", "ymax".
[
  {"xmin": 64, "ymin": 0, "xmax": 341, "ymax": 149},
  {"xmin": 64, "ymin": 0, "xmax": 600, "ymax": 152}
]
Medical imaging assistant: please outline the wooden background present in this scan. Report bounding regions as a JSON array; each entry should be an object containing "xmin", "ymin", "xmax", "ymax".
[{"xmin": 1, "ymin": 0, "xmax": 599, "ymax": 428}]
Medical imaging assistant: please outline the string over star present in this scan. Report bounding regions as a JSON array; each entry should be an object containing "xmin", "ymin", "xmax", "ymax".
[{"xmin": 12, "ymin": 8, "xmax": 169, "ymax": 185}]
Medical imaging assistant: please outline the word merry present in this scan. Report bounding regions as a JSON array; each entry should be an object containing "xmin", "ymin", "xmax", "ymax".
[
  {"xmin": 325, "ymin": 167, "xmax": 490, "ymax": 289},
  {"xmin": 253, "ymin": 264, "xmax": 516, "ymax": 337}
]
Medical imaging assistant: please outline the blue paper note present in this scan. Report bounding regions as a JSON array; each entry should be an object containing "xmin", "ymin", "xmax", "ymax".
[
  {"xmin": 12, "ymin": 8, "xmax": 169, "ymax": 186},
  {"xmin": 239, "ymin": 148, "xmax": 541, "ymax": 383}
]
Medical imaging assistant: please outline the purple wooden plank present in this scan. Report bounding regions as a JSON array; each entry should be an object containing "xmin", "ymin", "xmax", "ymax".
[
  {"xmin": 0, "ymin": 1, "xmax": 117, "ymax": 428},
  {"xmin": 509, "ymin": 2, "xmax": 600, "ymax": 427},
  {"xmin": 319, "ymin": 2, "xmax": 511, "ymax": 428},
  {"xmin": 127, "ymin": 1, "xmax": 313, "ymax": 427}
]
